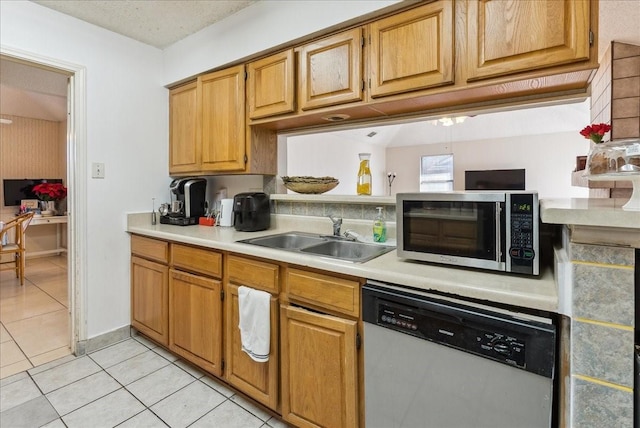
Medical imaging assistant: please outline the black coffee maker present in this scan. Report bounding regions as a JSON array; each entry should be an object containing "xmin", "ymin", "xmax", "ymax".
[{"xmin": 161, "ymin": 178, "xmax": 207, "ymax": 226}]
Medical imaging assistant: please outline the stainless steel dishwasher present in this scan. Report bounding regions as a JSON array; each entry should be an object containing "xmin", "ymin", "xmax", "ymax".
[{"xmin": 363, "ymin": 281, "xmax": 556, "ymax": 428}]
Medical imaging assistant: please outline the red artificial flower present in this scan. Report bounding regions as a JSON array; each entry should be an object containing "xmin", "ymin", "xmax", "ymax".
[
  {"xmin": 32, "ymin": 183, "xmax": 67, "ymax": 201},
  {"xmin": 579, "ymin": 123, "xmax": 612, "ymax": 144}
]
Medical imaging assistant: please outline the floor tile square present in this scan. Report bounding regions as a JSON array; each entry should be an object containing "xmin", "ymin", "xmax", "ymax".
[
  {"xmin": 46, "ymin": 371, "xmax": 121, "ymax": 416},
  {"xmin": 0, "ymin": 324, "xmax": 11, "ymax": 343},
  {"xmin": 117, "ymin": 409, "xmax": 168, "ymax": 427},
  {"xmin": 265, "ymin": 416, "xmax": 291, "ymax": 428},
  {"xmin": 131, "ymin": 332, "xmax": 158, "ymax": 350},
  {"xmin": 126, "ymin": 364, "xmax": 195, "ymax": 407},
  {"xmin": 174, "ymin": 358, "xmax": 206, "ymax": 379},
  {"xmin": 0, "ymin": 340, "xmax": 28, "ymax": 367},
  {"xmin": 151, "ymin": 380, "xmax": 226, "ymax": 428},
  {"xmin": 89, "ymin": 339, "xmax": 149, "ymax": 369},
  {"xmin": 230, "ymin": 393, "xmax": 272, "ymax": 421},
  {"xmin": 4, "ymin": 309, "xmax": 69, "ymax": 357},
  {"xmin": 0, "ymin": 287, "xmax": 66, "ymax": 323},
  {"xmin": 0, "ymin": 395, "xmax": 59, "ymax": 428},
  {"xmin": 32, "ymin": 356, "xmax": 101, "ymax": 393},
  {"xmin": 0, "ymin": 370, "xmax": 28, "ymax": 388},
  {"xmin": 201, "ymin": 374, "xmax": 235, "ymax": 398},
  {"xmin": 151, "ymin": 345, "xmax": 179, "ymax": 362},
  {"xmin": 30, "ymin": 346, "xmax": 72, "ymax": 368},
  {"xmin": 191, "ymin": 400, "xmax": 263, "ymax": 428},
  {"xmin": 61, "ymin": 388, "xmax": 145, "ymax": 428},
  {"xmin": 0, "ymin": 359, "xmax": 33, "ymax": 379},
  {"xmin": 41, "ymin": 418, "xmax": 67, "ymax": 428},
  {"xmin": 0, "ymin": 376, "xmax": 41, "ymax": 412},
  {"xmin": 28, "ymin": 353, "xmax": 76, "ymax": 376},
  {"xmin": 105, "ymin": 350, "xmax": 170, "ymax": 386}
]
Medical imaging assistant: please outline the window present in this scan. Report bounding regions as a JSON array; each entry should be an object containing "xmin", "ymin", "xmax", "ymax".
[{"xmin": 420, "ymin": 154, "xmax": 453, "ymax": 191}]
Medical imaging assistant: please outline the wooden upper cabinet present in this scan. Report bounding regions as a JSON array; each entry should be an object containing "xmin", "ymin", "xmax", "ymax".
[
  {"xmin": 298, "ymin": 27, "xmax": 364, "ymax": 111},
  {"xmin": 169, "ymin": 82, "xmax": 199, "ymax": 174},
  {"xmin": 198, "ymin": 65, "xmax": 246, "ymax": 172},
  {"xmin": 248, "ymin": 49, "xmax": 295, "ymax": 119},
  {"xmin": 467, "ymin": 0, "xmax": 592, "ymax": 81},
  {"xmin": 369, "ymin": 1, "xmax": 454, "ymax": 98}
]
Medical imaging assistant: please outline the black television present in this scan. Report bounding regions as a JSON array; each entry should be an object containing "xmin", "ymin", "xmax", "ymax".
[
  {"xmin": 2, "ymin": 179, "xmax": 64, "ymax": 206},
  {"xmin": 464, "ymin": 169, "xmax": 525, "ymax": 191}
]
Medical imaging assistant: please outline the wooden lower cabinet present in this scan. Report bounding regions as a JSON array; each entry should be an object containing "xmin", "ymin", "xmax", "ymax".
[
  {"xmin": 169, "ymin": 269, "xmax": 223, "ymax": 377},
  {"xmin": 131, "ymin": 256, "xmax": 169, "ymax": 346},
  {"xmin": 280, "ymin": 304, "xmax": 359, "ymax": 428},
  {"xmin": 225, "ymin": 283, "xmax": 279, "ymax": 410}
]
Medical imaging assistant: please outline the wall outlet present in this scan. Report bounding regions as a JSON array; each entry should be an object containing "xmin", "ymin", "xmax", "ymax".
[{"xmin": 92, "ymin": 162, "xmax": 105, "ymax": 179}]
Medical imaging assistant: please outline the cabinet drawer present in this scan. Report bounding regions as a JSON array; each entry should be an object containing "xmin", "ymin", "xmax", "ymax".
[
  {"xmin": 286, "ymin": 268, "xmax": 360, "ymax": 318},
  {"xmin": 131, "ymin": 235, "xmax": 169, "ymax": 263},
  {"xmin": 171, "ymin": 244, "xmax": 222, "ymax": 279},
  {"xmin": 227, "ymin": 255, "xmax": 279, "ymax": 294}
]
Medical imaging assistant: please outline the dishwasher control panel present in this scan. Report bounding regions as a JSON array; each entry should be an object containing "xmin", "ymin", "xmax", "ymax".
[{"xmin": 377, "ymin": 302, "xmax": 528, "ymax": 368}]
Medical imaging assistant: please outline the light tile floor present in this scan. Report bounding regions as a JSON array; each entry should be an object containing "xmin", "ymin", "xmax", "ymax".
[
  {"xmin": 1, "ymin": 255, "xmax": 71, "ymax": 379},
  {"xmin": 0, "ymin": 334, "xmax": 289, "ymax": 427}
]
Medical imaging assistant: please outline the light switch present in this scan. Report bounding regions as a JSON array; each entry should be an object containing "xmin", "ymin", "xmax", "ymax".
[{"xmin": 92, "ymin": 162, "xmax": 105, "ymax": 179}]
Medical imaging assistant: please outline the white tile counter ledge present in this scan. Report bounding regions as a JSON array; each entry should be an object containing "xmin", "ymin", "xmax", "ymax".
[
  {"xmin": 541, "ymin": 197, "xmax": 640, "ymax": 229},
  {"xmin": 127, "ymin": 212, "xmax": 558, "ymax": 313}
]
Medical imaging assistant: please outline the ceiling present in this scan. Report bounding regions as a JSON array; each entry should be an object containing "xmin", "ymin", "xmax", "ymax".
[{"xmin": 32, "ymin": 0, "xmax": 258, "ymax": 49}]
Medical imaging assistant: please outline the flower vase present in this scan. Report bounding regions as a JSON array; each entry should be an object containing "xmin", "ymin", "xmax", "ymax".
[{"xmin": 40, "ymin": 200, "xmax": 56, "ymax": 216}]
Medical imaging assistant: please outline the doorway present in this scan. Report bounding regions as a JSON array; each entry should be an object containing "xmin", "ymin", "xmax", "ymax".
[{"xmin": 0, "ymin": 48, "xmax": 86, "ymax": 378}]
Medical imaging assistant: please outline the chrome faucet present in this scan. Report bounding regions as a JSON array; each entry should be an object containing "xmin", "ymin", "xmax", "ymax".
[{"xmin": 328, "ymin": 214, "xmax": 342, "ymax": 236}]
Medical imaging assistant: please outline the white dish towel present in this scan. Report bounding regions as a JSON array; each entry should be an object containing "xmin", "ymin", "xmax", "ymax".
[{"xmin": 238, "ymin": 285, "xmax": 271, "ymax": 363}]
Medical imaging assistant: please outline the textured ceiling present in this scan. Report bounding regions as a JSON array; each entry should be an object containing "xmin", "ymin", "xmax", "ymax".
[{"xmin": 32, "ymin": 0, "xmax": 258, "ymax": 49}]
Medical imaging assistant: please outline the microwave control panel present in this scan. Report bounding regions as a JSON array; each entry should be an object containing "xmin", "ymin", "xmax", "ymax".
[{"xmin": 507, "ymin": 193, "xmax": 537, "ymax": 274}]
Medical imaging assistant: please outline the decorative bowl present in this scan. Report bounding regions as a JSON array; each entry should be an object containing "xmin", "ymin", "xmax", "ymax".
[{"xmin": 281, "ymin": 176, "xmax": 339, "ymax": 194}]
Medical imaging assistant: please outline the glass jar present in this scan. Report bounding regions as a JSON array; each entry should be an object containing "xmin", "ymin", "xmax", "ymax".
[
  {"xmin": 357, "ymin": 153, "xmax": 372, "ymax": 195},
  {"xmin": 587, "ymin": 138, "xmax": 640, "ymax": 176}
]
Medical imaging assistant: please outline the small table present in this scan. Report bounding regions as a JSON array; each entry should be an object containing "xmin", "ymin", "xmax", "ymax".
[{"xmin": 29, "ymin": 215, "xmax": 68, "ymax": 257}]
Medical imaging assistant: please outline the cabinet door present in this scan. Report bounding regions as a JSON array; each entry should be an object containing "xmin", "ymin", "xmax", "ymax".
[
  {"xmin": 131, "ymin": 256, "xmax": 169, "ymax": 346},
  {"xmin": 248, "ymin": 49, "xmax": 295, "ymax": 119},
  {"xmin": 169, "ymin": 269, "xmax": 223, "ymax": 376},
  {"xmin": 199, "ymin": 65, "xmax": 246, "ymax": 172},
  {"xmin": 298, "ymin": 27, "xmax": 363, "ymax": 111},
  {"xmin": 225, "ymin": 284, "xmax": 279, "ymax": 410},
  {"xmin": 467, "ymin": 0, "xmax": 591, "ymax": 81},
  {"xmin": 169, "ymin": 81, "xmax": 199, "ymax": 174},
  {"xmin": 281, "ymin": 305, "xmax": 358, "ymax": 428},
  {"xmin": 369, "ymin": 1, "xmax": 454, "ymax": 98}
]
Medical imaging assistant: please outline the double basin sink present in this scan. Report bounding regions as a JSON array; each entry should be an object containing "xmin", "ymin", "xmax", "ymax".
[{"xmin": 238, "ymin": 231, "xmax": 394, "ymax": 263}]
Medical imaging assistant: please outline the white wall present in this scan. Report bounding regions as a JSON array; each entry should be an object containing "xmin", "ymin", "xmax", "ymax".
[
  {"xmin": 286, "ymin": 133, "xmax": 388, "ymax": 196},
  {"xmin": 599, "ymin": 1, "xmax": 640, "ymax": 60},
  {"xmin": 386, "ymin": 132, "xmax": 591, "ymax": 198},
  {"xmin": 1, "ymin": 1, "xmax": 168, "ymax": 339}
]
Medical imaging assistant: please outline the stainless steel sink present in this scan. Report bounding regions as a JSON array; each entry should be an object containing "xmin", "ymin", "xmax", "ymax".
[
  {"xmin": 238, "ymin": 232, "xmax": 326, "ymax": 250},
  {"xmin": 300, "ymin": 240, "xmax": 393, "ymax": 263},
  {"xmin": 237, "ymin": 231, "xmax": 394, "ymax": 263}
]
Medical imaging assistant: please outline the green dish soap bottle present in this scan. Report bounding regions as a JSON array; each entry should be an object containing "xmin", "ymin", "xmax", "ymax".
[{"xmin": 373, "ymin": 206, "xmax": 387, "ymax": 243}]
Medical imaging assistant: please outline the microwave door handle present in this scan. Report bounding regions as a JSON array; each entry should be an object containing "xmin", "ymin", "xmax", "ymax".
[{"xmin": 496, "ymin": 203, "xmax": 503, "ymax": 264}]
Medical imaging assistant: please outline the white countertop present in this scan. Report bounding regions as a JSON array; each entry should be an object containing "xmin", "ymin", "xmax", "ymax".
[
  {"xmin": 127, "ymin": 213, "xmax": 558, "ymax": 313},
  {"xmin": 540, "ymin": 198, "xmax": 640, "ymax": 229}
]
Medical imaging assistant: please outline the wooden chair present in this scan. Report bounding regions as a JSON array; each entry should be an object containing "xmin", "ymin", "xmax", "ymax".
[{"xmin": 0, "ymin": 212, "xmax": 35, "ymax": 286}]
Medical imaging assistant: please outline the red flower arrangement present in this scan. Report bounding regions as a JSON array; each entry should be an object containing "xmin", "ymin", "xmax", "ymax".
[
  {"xmin": 580, "ymin": 123, "xmax": 612, "ymax": 144},
  {"xmin": 32, "ymin": 183, "xmax": 67, "ymax": 201}
]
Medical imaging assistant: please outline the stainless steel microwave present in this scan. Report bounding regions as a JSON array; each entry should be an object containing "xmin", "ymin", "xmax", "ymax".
[{"xmin": 397, "ymin": 192, "xmax": 539, "ymax": 275}]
